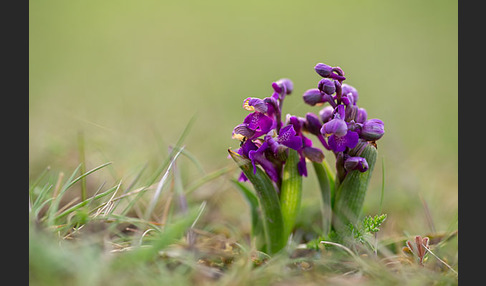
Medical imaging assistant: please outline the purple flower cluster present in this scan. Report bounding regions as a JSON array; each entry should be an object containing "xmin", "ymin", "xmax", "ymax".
[{"xmin": 231, "ymin": 63, "xmax": 384, "ymax": 185}]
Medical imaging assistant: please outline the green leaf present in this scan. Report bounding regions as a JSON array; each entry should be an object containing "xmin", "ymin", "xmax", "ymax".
[
  {"xmin": 362, "ymin": 214, "xmax": 387, "ymax": 233},
  {"xmin": 332, "ymin": 143, "xmax": 377, "ymax": 235},
  {"xmin": 228, "ymin": 149, "xmax": 286, "ymax": 255},
  {"xmin": 232, "ymin": 179, "xmax": 264, "ymax": 242},
  {"xmin": 280, "ymin": 149, "xmax": 303, "ymax": 240},
  {"xmin": 312, "ymin": 161, "xmax": 333, "ymax": 237}
]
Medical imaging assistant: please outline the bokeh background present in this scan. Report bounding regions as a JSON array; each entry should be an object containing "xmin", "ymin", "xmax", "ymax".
[{"xmin": 29, "ymin": 0, "xmax": 457, "ymax": 236}]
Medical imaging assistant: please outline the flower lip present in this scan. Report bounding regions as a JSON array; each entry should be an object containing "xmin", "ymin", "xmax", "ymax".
[
  {"xmin": 277, "ymin": 125, "xmax": 303, "ymax": 150},
  {"xmin": 243, "ymin": 112, "xmax": 275, "ymax": 138},
  {"xmin": 328, "ymin": 131, "xmax": 359, "ymax": 152}
]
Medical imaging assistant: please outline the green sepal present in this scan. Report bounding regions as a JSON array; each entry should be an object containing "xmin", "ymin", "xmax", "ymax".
[
  {"xmin": 279, "ymin": 149, "xmax": 303, "ymax": 240},
  {"xmin": 312, "ymin": 161, "xmax": 333, "ymax": 237},
  {"xmin": 228, "ymin": 149, "xmax": 286, "ymax": 255},
  {"xmin": 332, "ymin": 143, "xmax": 377, "ymax": 235}
]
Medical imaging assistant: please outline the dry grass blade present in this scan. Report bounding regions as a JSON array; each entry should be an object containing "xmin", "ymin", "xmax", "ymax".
[
  {"xmin": 423, "ymin": 243, "xmax": 458, "ymax": 276},
  {"xmin": 144, "ymin": 146, "xmax": 185, "ymax": 220}
]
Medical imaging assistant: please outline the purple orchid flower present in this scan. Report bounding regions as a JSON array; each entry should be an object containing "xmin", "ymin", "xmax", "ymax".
[
  {"xmin": 245, "ymin": 124, "xmax": 303, "ymax": 182},
  {"xmin": 232, "ymin": 62, "xmax": 385, "ymax": 186},
  {"xmin": 242, "ymin": 112, "xmax": 275, "ymax": 139},
  {"xmin": 320, "ymin": 105, "xmax": 359, "ymax": 152}
]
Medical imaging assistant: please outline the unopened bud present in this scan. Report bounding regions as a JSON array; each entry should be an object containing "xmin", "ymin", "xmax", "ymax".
[
  {"xmin": 303, "ymin": 88, "xmax": 324, "ymax": 106},
  {"xmin": 344, "ymin": 156, "xmax": 369, "ymax": 172},
  {"xmin": 361, "ymin": 119, "xmax": 385, "ymax": 141},
  {"xmin": 318, "ymin": 78, "xmax": 336, "ymax": 95}
]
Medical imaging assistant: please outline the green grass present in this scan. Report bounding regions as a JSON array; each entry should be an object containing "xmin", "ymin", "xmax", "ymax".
[{"xmin": 29, "ymin": 139, "xmax": 458, "ymax": 285}]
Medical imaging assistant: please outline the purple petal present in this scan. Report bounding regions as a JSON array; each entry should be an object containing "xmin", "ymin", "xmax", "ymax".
[
  {"xmin": 249, "ymin": 149, "xmax": 280, "ymax": 182},
  {"xmin": 277, "ymin": 125, "xmax": 303, "ymax": 150},
  {"xmin": 303, "ymin": 146, "xmax": 324, "ymax": 162},
  {"xmin": 328, "ymin": 131, "xmax": 359, "ymax": 152},
  {"xmin": 278, "ymin": 125, "xmax": 296, "ymax": 140},
  {"xmin": 243, "ymin": 112, "xmax": 274, "ymax": 137},
  {"xmin": 304, "ymin": 113, "xmax": 322, "ymax": 135},
  {"xmin": 274, "ymin": 78, "xmax": 294, "ymax": 95},
  {"xmin": 335, "ymin": 104, "xmax": 346, "ymax": 119},
  {"xmin": 319, "ymin": 106, "xmax": 334, "ymax": 123},
  {"xmin": 286, "ymin": 116, "xmax": 303, "ymax": 134},
  {"xmin": 243, "ymin": 97, "xmax": 268, "ymax": 113},
  {"xmin": 321, "ymin": 118, "xmax": 348, "ymax": 137},
  {"xmin": 238, "ymin": 172, "xmax": 248, "ymax": 182},
  {"xmin": 264, "ymin": 135, "xmax": 279, "ymax": 155},
  {"xmin": 342, "ymin": 84, "xmax": 359, "ymax": 103},
  {"xmin": 356, "ymin": 108, "xmax": 368, "ymax": 123},
  {"xmin": 238, "ymin": 139, "xmax": 258, "ymax": 157},
  {"xmin": 232, "ymin": 124, "xmax": 255, "ymax": 141},
  {"xmin": 344, "ymin": 131, "xmax": 359, "ymax": 149},
  {"xmin": 297, "ymin": 155, "xmax": 308, "ymax": 177},
  {"xmin": 282, "ymin": 136, "xmax": 303, "ymax": 150}
]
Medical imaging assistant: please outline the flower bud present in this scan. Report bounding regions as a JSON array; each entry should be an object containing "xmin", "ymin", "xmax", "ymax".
[
  {"xmin": 272, "ymin": 78, "xmax": 294, "ymax": 95},
  {"xmin": 319, "ymin": 106, "xmax": 334, "ymax": 123},
  {"xmin": 345, "ymin": 104, "xmax": 358, "ymax": 122},
  {"xmin": 341, "ymin": 84, "xmax": 359, "ymax": 104},
  {"xmin": 304, "ymin": 112, "xmax": 322, "ymax": 135},
  {"xmin": 314, "ymin": 63, "xmax": 334, "ymax": 78},
  {"xmin": 303, "ymin": 146, "xmax": 324, "ymax": 162},
  {"xmin": 302, "ymin": 88, "xmax": 324, "ymax": 106},
  {"xmin": 285, "ymin": 115, "xmax": 303, "ymax": 134},
  {"xmin": 318, "ymin": 78, "xmax": 336, "ymax": 95},
  {"xmin": 344, "ymin": 156, "xmax": 369, "ymax": 172},
  {"xmin": 355, "ymin": 108, "xmax": 367, "ymax": 123},
  {"xmin": 361, "ymin": 119, "xmax": 385, "ymax": 141}
]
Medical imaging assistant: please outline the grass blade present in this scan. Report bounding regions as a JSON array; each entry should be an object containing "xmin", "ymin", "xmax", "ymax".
[
  {"xmin": 118, "ymin": 205, "xmax": 201, "ymax": 263},
  {"xmin": 147, "ymin": 116, "xmax": 196, "ymax": 185},
  {"xmin": 46, "ymin": 162, "xmax": 112, "ymax": 227},
  {"xmin": 54, "ymin": 181, "xmax": 121, "ymax": 221},
  {"xmin": 144, "ymin": 146, "xmax": 184, "ymax": 220}
]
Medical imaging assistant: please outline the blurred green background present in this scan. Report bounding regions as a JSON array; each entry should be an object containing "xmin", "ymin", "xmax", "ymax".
[{"xmin": 29, "ymin": 0, "xmax": 457, "ymax": 235}]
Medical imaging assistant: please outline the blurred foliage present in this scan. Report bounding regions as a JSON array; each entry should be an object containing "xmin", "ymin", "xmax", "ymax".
[{"xmin": 30, "ymin": 0, "xmax": 457, "ymax": 238}]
